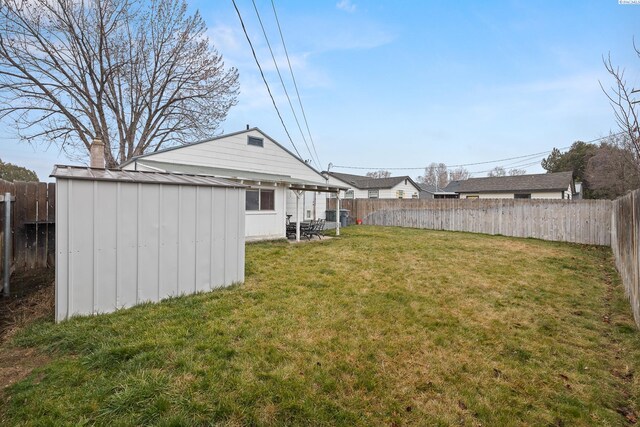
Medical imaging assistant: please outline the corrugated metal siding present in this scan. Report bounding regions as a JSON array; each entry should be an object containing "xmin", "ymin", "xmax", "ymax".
[{"xmin": 55, "ymin": 179, "xmax": 245, "ymax": 321}]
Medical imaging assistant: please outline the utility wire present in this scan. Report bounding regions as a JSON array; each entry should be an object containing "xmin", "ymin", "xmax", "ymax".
[
  {"xmin": 250, "ymin": 0, "xmax": 320, "ymax": 170},
  {"xmin": 231, "ymin": 0, "xmax": 303, "ymax": 159},
  {"xmin": 331, "ymin": 132, "xmax": 625, "ymax": 171},
  {"xmin": 271, "ymin": 0, "xmax": 322, "ymax": 169}
]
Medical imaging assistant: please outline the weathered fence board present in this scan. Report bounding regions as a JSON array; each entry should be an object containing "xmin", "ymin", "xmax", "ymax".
[
  {"xmin": 611, "ymin": 190, "xmax": 640, "ymax": 327},
  {"xmin": 329, "ymin": 198, "xmax": 612, "ymax": 246},
  {"xmin": 0, "ymin": 179, "xmax": 55, "ymax": 295}
]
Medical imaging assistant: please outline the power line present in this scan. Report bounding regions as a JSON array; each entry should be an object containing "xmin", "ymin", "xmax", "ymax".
[
  {"xmin": 271, "ymin": 0, "xmax": 322, "ymax": 169},
  {"xmin": 250, "ymin": 0, "xmax": 320, "ymax": 170},
  {"xmin": 468, "ymin": 160, "xmax": 542, "ymax": 176},
  {"xmin": 331, "ymin": 132, "xmax": 625, "ymax": 171},
  {"xmin": 230, "ymin": 0, "xmax": 303, "ymax": 159},
  {"xmin": 332, "ymin": 148, "xmax": 569, "ymax": 171}
]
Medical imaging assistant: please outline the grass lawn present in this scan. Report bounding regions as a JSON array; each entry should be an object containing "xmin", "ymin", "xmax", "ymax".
[{"xmin": 1, "ymin": 226, "xmax": 639, "ymax": 425}]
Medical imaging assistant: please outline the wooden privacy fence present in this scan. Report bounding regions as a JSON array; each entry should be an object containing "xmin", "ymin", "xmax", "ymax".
[
  {"xmin": 611, "ymin": 189, "xmax": 640, "ymax": 327},
  {"xmin": 0, "ymin": 180, "xmax": 55, "ymax": 295},
  {"xmin": 329, "ymin": 198, "xmax": 612, "ymax": 246}
]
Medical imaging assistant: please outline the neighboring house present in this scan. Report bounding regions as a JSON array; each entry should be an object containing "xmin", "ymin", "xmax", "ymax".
[
  {"xmin": 324, "ymin": 171, "xmax": 422, "ymax": 199},
  {"xmin": 445, "ymin": 171, "xmax": 575, "ymax": 199},
  {"xmin": 417, "ymin": 183, "xmax": 458, "ymax": 199},
  {"xmin": 121, "ymin": 128, "xmax": 346, "ymax": 241}
]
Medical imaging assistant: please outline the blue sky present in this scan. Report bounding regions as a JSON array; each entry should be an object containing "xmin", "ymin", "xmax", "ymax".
[{"xmin": 2, "ymin": 0, "xmax": 640, "ymax": 180}]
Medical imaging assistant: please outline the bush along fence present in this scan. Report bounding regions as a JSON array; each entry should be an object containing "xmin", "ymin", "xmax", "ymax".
[
  {"xmin": 611, "ymin": 189, "xmax": 640, "ymax": 327},
  {"xmin": 329, "ymin": 198, "xmax": 612, "ymax": 246},
  {"xmin": 0, "ymin": 180, "xmax": 55, "ymax": 296}
]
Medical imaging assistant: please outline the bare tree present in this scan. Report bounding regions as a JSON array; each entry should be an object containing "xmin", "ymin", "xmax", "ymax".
[
  {"xmin": 418, "ymin": 162, "xmax": 449, "ymax": 189},
  {"xmin": 601, "ymin": 45, "xmax": 640, "ymax": 163},
  {"xmin": 0, "ymin": 0, "xmax": 239, "ymax": 167},
  {"xmin": 586, "ymin": 140, "xmax": 640, "ymax": 199},
  {"xmin": 487, "ymin": 166, "xmax": 506, "ymax": 177},
  {"xmin": 508, "ymin": 168, "xmax": 526, "ymax": 176},
  {"xmin": 449, "ymin": 166, "xmax": 470, "ymax": 181},
  {"xmin": 366, "ymin": 169, "xmax": 391, "ymax": 179}
]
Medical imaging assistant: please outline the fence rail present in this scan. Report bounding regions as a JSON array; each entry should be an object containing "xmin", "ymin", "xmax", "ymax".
[
  {"xmin": 329, "ymin": 198, "xmax": 612, "ymax": 246},
  {"xmin": 0, "ymin": 180, "xmax": 55, "ymax": 295}
]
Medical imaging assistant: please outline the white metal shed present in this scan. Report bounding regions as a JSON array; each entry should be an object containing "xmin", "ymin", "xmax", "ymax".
[{"xmin": 51, "ymin": 166, "xmax": 246, "ymax": 322}]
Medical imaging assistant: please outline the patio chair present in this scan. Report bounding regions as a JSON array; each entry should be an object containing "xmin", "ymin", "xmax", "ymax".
[
  {"xmin": 307, "ymin": 219, "xmax": 325, "ymax": 240},
  {"xmin": 301, "ymin": 220, "xmax": 315, "ymax": 240}
]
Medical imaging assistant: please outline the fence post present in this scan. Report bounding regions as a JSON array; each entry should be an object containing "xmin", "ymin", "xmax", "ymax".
[{"xmin": 3, "ymin": 192, "xmax": 11, "ymax": 297}]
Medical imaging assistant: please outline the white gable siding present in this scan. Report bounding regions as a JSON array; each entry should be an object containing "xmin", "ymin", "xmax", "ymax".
[
  {"xmin": 378, "ymin": 180, "xmax": 421, "ymax": 199},
  {"xmin": 124, "ymin": 129, "xmax": 326, "ymax": 184}
]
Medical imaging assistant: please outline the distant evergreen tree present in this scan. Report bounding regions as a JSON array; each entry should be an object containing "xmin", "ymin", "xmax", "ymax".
[
  {"xmin": 541, "ymin": 141, "xmax": 597, "ymax": 197},
  {"xmin": 0, "ymin": 158, "xmax": 38, "ymax": 182}
]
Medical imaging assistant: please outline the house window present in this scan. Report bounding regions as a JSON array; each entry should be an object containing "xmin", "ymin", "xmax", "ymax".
[
  {"xmin": 345, "ymin": 190, "xmax": 354, "ymax": 199},
  {"xmin": 247, "ymin": 136, "xmax": 264, "ymax": 147},
  {"xmin": 246, "ymin": 189, "xmax": 275, "ymax": 211},
  {"xmin": 514, "ymin": 193, "xmax": 531, "ymax": 199},
  {"xmin": 466, "ymin": 195, "xmax": 479, "ymax": 199},
  {"xmin": 396, "ymin": 190, "xmax": 404, "ymax": 199},
  {"xmin": 411, "ymin": 193, "xmax": 419, "ymax": 199},
  {"xmin": 368, "ymin": 189, "xmax": 379, "ymax": 199}
]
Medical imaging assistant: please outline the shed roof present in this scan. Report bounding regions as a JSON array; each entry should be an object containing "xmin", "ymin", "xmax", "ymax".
[
  {"xmin": 326, "ymin": 171, "xmax": 420, "ymax": 190},
  {"xmin": 445, "ymin": 171, "xmax": 573, "ymax": 193},
  {"xmin": 51, "ymin": 165, "xmax": 246, "ymax": 188}
]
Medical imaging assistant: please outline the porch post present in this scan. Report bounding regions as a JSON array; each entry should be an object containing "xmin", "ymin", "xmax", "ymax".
[
  {"xmin": 335, "ymin": 191, "xmax": 340, "ymax": 236},
  {"xmin": 295, "ymin": 190, "xmax": 302, "ymax": 242}
]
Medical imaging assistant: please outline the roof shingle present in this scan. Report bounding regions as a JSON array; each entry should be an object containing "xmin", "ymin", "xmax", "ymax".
[
  {"xmin": 327, "ymin": 171, "xmax": 418, "ymax": 190},
  {"xmin": 445, "ymin": 171, "xmax": 573, "ymax": 193}
]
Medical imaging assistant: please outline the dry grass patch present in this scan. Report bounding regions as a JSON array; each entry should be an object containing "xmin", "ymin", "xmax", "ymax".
[{"xmin": 0, "ymin": 226, "xmax": 639, "ymax": 426}]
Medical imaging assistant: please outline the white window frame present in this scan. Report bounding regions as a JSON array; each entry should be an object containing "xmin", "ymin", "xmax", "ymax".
[
  {"xmin": 368, "ymin": 189, "xmax": 379, "ymax": 199},
  {"xmin": 246, "ymin": 188, "xmax": 275, "ymax": 211}
]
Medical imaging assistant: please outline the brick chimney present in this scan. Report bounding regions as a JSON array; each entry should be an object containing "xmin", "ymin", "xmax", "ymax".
[{"xmin": 90, "ymin": 138, "xmax": 105, "ymax": 169}]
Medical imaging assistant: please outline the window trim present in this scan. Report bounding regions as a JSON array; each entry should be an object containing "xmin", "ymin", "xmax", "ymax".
[
  {"xmin": 246, "ymin": 188, "xmax": 275, "ymax": 211},
  {"xmin": 345, "ymin": 189, "xmax": 355, "ymax": 199},
  {"xmin": 368, "ymin": 189, "xmax": 379, "ymax": 199}
]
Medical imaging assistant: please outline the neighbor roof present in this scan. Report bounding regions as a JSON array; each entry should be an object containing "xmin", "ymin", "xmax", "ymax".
[
  {"xmin": 445, "ymin": 171, "xmax": 573, "ymax": 193},
  {"xmin": 326, "ymin": 171, "xmax": 420, "ymax": 190},
  {"xmin": 51, "ymin": 165, "xmax": 246, "ymax": 188},
  {"xmin": 418, "ymin": 183, "xmax": 436, "ymax": 193}
]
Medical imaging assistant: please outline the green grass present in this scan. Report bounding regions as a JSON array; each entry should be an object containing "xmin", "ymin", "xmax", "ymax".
[{"xmin": 2, "ymin": 226, "xmax": 640, "ymax": 426}]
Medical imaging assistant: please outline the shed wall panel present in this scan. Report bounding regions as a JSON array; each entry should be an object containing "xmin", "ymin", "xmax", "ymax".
[
  {"xmin": 70, "ymin": 181, "xmax": 95, "ymax": 315},
  {"xmin": 55, "ymin": 180, "xmax": 69, "ymax": 322},
  {"xmin": 212, "ymin": 189, "xmax": 227, "ymax": 287},
  {"xmin": 138, "ymin": 184, "xmax": 160, "ymax": 302},
  {"xmin": 178, "ymin": 186, "xmax": 197, "ymax": 295},
  {"xmin": 159, "ymin": 185, "xmax": 180, "ymax": 297},
  {"xmin": 195, "ymin": 187, "xmax": 213, "ymax": 292},
  {"xmin": 117, "ymin": 183, "xmax": 139, "ymax": 309},
  {"xmin": 95, "ymin": 182, "xmax": 118, "ymax": 313}
]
